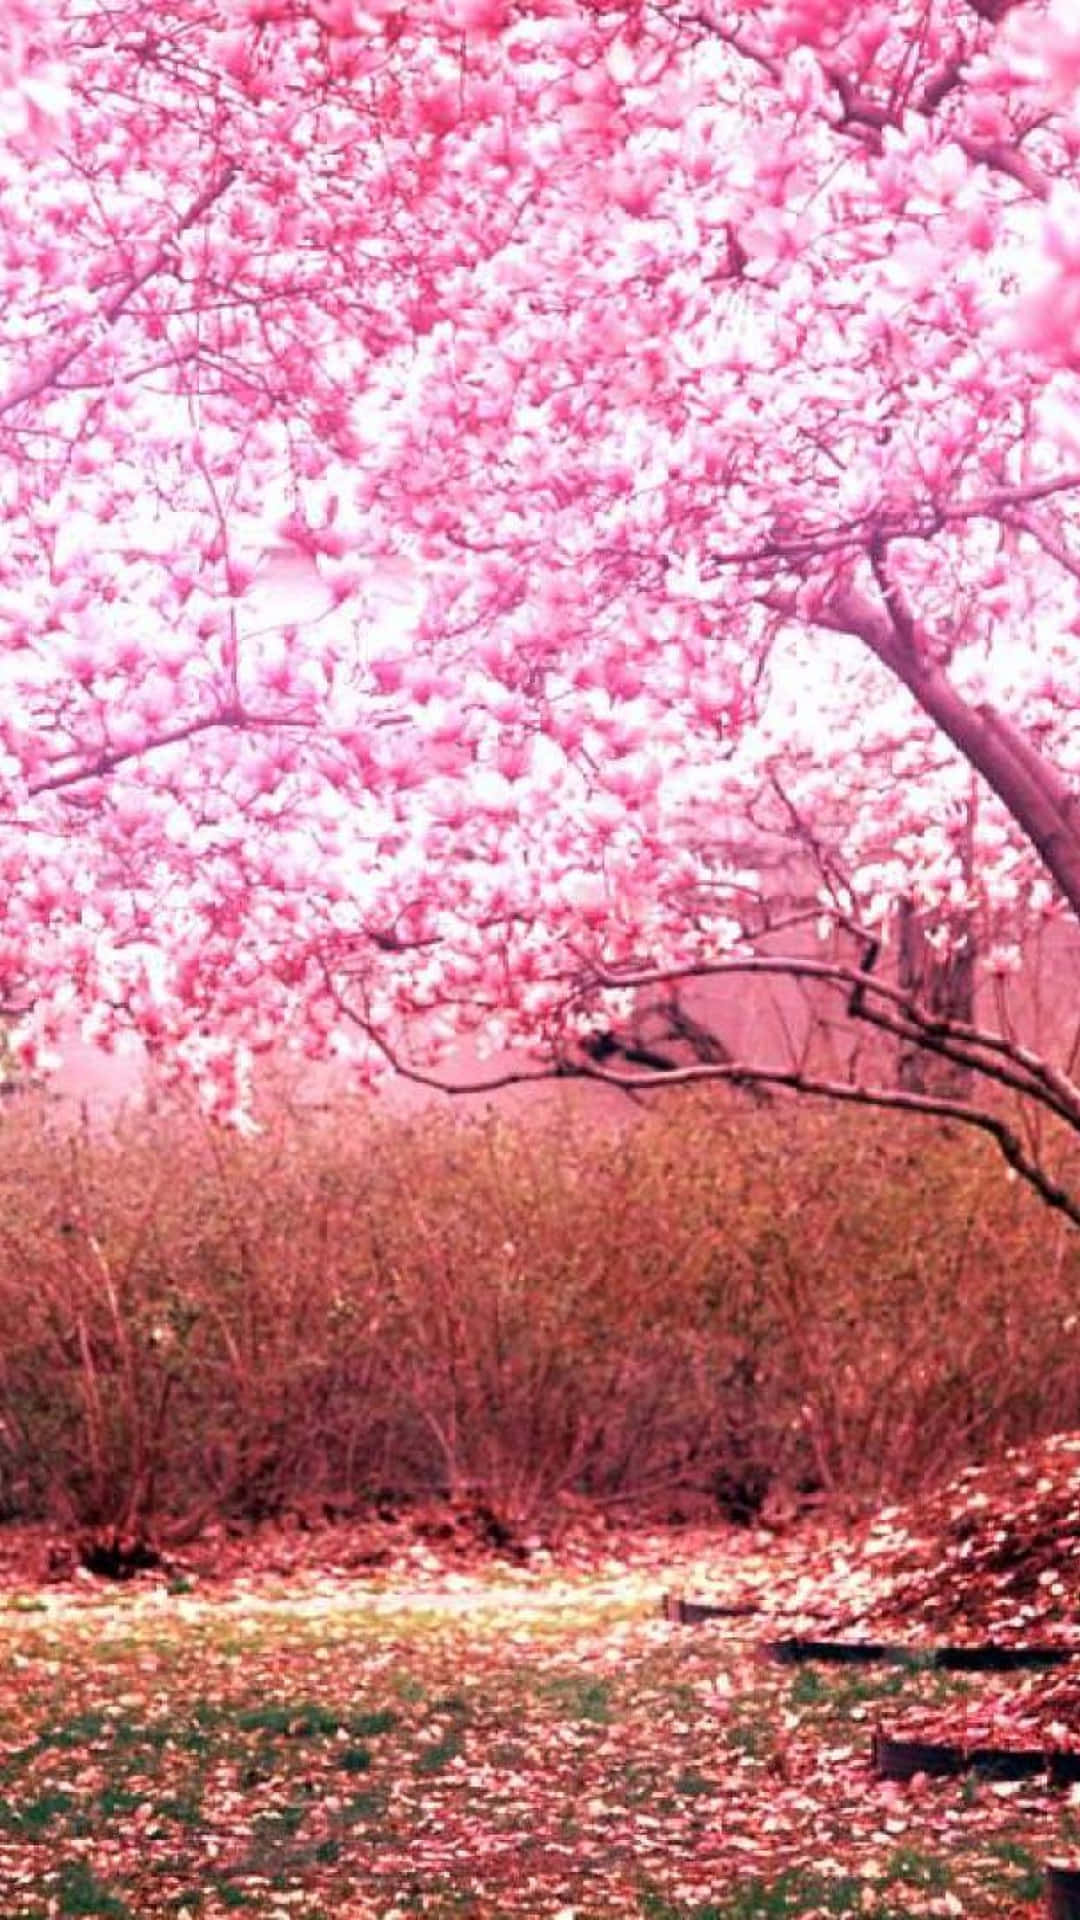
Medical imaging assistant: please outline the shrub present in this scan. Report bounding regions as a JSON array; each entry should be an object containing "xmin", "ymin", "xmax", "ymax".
[{"xmin": 0, "ymin": 1082, "xmax": 1076, "ymax": 1536}]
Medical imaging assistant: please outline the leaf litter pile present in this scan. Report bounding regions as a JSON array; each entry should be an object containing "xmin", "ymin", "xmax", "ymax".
[{"xmin": 5, "ymin": 1439, "xmax": 1080, "ymax": 1917}]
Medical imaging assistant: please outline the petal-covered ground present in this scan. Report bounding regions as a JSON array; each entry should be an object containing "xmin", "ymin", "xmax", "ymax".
[{"xmin": 4, "ymin": 1437, "xmax": 1080, "ymax": 1918}]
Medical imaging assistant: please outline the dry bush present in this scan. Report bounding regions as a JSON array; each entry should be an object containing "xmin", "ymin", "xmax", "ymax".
[
  {"xmin": 0, "ymin": 1098, "xmax": 399, "ymax": 1533},
  {"xmin": 0, "ymin": 1083, "xmax": 1077, "ymax": 1539},
  {"xmin": 351, "ymin": 1110, "xmax": 745, "ymax": 1526},
  {"xmin": 661, "ymin": 1100, "xmax": 1080, "ymax": 1510}
]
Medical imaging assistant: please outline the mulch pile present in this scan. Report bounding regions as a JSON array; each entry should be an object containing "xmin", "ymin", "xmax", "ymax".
[{"xmin": 856, "ymin": 1432, "xmax": 1080, "ymax": 1640}]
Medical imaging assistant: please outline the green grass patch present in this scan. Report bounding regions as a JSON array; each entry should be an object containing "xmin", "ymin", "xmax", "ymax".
[
  {"xmin": 983, "ymin": 1837, "xmax": 1045, "ymax": 1900},
  {"xmin": 208, "ymin": 1880, "xmax": 258, "ymax": 1911},
  {"xmin": 97, "ymin": 1786, "xmax": 145, "ymax": 1819},
  {"xmin": 253, "ymin": 1799, "xmax": 309, "ymax": 1839},
  {"xmin": 39, "ymin": 1710, "xmax": 108, "ymax": 1749},
  {"xmin": 722, "ymin": 1713, "xmax": 775, "ymax": 1764},
  {"xmin": 415, "ymin": 1729, "xmax": 465, "ymax": 1774},
  {"xmin": 674, "ymin": 1768, "xmax": 718, "ymax": 1797},
  {"xmin": 640, "ymin": 1869, "xmax": 907, "ymax": 1918},
  {"xmin": 341, "ymin": 1788, "xmax": 389, "ymax": 1822},
  {"xmin": 787, "ymin": 1663, "xmax": 911, "ymax": 1714},
  {"xmin": 233, "ymin": 1700, "xmax": 343, "ymax": 1738},
  {"xmin": 389, "ymin": 1673, "xmax": 427, "ymax": 1705},
  {"xmin": 0, "ymin": 1788, "xmax": 78, "ymax": 1833},
  {"xmin": 150, "ymin": 1793, "xmax": 203, "ymax": 1827},
  {"xmin": 883, "ymin": 1844, "xmax": 953, "ymax": 1892},
  {"xmin": 348, "ymin": 1707, "xmax": 400, "ymax": 1737},
  {"xmin": 52, "ymin": 1860, "xmax": 131, "ymax": 1918},
  {"xmin": 541, "ymin": 1675, "xmax": 614, "ymax": 1724}
]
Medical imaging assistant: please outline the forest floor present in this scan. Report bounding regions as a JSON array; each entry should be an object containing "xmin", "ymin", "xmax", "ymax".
[{"xmin": 5, "ymin": 1436, "xmax": 1080, "ymax": 1918}]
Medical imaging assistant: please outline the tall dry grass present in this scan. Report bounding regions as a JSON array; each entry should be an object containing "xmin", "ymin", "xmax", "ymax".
[{"xmin": 0, "ymin": 1084, "xmax": 1076, "ymax": 1539}]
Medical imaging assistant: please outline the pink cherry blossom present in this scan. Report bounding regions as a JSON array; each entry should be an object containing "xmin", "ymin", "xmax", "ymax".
[{"xmin": 0, "ymin": 0, "xmax": 1076, "ymax": 1137}]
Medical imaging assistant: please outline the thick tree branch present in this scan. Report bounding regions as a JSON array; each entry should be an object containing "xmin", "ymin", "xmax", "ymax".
[
  {"xmin": 27, "ymin": 707, "xmax": 248, "ymax": 795},
  {"xmin": 815, "ymin": 581, "xmax": 1080, "ymax": 917}
]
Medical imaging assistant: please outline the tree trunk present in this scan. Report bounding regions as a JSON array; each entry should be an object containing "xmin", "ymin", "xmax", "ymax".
[{"xmin": 895, "ymin": 898, "xmax": 977, "ymax": 1094}]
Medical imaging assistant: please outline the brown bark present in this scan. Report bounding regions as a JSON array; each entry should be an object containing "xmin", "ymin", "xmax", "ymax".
[
  {"xmin": 818, "ymin": 581, "xmax": 1080, "ymax": 920},
  {"xmin": 895, "ymin": 898, "xmax": 977, "ymax": 1094}
]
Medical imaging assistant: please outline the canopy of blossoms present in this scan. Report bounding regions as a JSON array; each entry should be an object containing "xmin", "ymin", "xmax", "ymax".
[{"xmin": 3, "ymin": 1, "xmax": 1080, "ymax": 1115}]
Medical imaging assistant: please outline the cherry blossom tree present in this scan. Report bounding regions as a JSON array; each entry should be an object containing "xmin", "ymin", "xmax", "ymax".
[{"xmin": 5, "ymin": 1, "xmax": 1080, "ymax": 1209}]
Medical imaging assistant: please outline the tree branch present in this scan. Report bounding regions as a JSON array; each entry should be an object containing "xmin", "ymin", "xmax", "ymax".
[
  {"xmin": 816, "ymin": 581, "xmax": 1080, "ymax": 917},
  {"xmin": 330, "ymin": 993, "xmax": 1080, "ymax": 1228},
  {"xmin": 0, "ymin": 165, "xmax": 237, "ymax": 421},
  {"xmin": 316, "ymin": 941, "xmax": 1080, "ymax": 1224},
  {"xmin": 578, "ymin": 950, "xmax": 1080, "ymax": 1124}
]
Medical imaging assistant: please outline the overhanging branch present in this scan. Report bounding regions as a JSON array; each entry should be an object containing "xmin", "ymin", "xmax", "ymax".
[
  {"xmin": 577, "ymin": 952, "xmax": 1080, "ymax": 1124},
  {"xmin": 317, "ymin": 951, "xmax": 1080, "ymax": 1228},
  {"xmin": 334, "ymin": 997, "xmax": 1080, "ymax": 1229}
]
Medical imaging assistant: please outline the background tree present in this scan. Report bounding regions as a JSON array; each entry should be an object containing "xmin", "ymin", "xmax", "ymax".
[{"xmin": 4, "ymin": 2, "xmax": 1080, "ymax": 1207}]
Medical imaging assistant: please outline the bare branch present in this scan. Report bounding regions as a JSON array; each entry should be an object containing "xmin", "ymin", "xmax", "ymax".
[
  {"xmin": 329, "ymin": 995, "xmax": 1080, "ymax": 1228},
  {"xmin": 578, "ymin": 951, "xmax": 1080, "ymax": 1122},
  {"xmin": 1007, "ymin": 509, "xmax": 1080, "ymax": 583}
]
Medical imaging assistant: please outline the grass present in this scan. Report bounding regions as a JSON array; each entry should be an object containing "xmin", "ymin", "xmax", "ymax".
[
  {"xmin": 786, "ymin": 1660, "xmax": 964, "ymax": 1718},
  {"xmin": 673, "ymin": 1769, "xmax": 718, "ymax": 1798},
  {"xmin": 53, "ymin": 1860, "xmax": 131, "ymax": 1917},
  {"xmin": 415, "ymin": 1731, "xmax": 465, "ymax": 1775},
  {"xmin": 0, "ymin": 1090, "xmax": 1077, "ymax": 1912},
  {"xmin": 541, "ymin": 1675, "xmax": 615, "ymax": 1723},
  {"xmin": 882, "ymin": 1842, "xmax": 953, "ymax": 1891},
  {"xmin": 0, "ymin": 1570, "xmax": 1072, "ymax": 1919},
  {"xmin": 0, "ymin": 1789, "xmax": 79, "ymax": 1834},
  {"xmin": 984, "ymin": 1837, "xmax": 1046, "ymax": 1900},
  {"xmin": 639, "ymin": 1873, "xmax": 911, "ymax": 1919}
]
